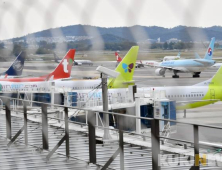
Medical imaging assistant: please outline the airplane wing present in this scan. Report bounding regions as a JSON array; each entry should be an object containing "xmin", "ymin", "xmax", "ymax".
[{"xmin": 149, "ymin": 65, "xmax": 187, "ymax": 72}]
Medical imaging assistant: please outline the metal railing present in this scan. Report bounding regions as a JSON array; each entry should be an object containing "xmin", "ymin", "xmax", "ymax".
[{"xmin": 0, "ymin": 96, "xmax": 221, "ymax": 170}]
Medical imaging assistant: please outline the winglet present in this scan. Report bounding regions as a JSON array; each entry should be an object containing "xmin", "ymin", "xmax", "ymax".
[{"xmin": 204, "ymin": 37, "xmax": 215, "ymax": 60}]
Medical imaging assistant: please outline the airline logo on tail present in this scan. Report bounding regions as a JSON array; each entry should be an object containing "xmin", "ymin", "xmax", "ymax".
[
  {"xmin": 208, "ymin": 48, "xmax": 212, "ymax": 56},
  {"xmin": 63, "ymin": 58, "xmax": 74, "ymax": 73},
  {"xmin": 62, "ymin": 59, "xmax": 69, "ymax": 73},
  {"xmin": 122, "ymin": 63, "xmax": 134, "ymax": 73},
  {"xmin": 13, "ymin": 60, "xmax": 23, "ymax": 71}
]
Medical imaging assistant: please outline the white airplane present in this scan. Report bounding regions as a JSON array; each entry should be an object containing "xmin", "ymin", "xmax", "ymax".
[
  {"xmin": 53, "ymin": 52, "xmax": 93, "ymax": 66},
  {"xmin": 162, "ymin": 52, "xmax": 180, "ymax": 61},
  {"xmin": 0, "ymin": 46, "xmax": 139, "ymax": 92}
]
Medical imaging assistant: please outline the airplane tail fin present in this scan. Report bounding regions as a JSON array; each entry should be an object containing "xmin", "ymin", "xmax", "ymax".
[
  {"xmin": 44, "ymin": 49, "xmax": 75, "ymax": 80},
  {"xmin": 204, "ymin": 37, "xmax": 215, "ymax": 60},
  {"xmin": 108, "ymin": 46, "xmax": 139, "ymax": 88},
  {"xmin": 5, "ymin": 51, "xmax": 25, "ymax": 76},
  {"xmin": 115, "ymin": 52, "xmax": 122, "ymax": 62}
]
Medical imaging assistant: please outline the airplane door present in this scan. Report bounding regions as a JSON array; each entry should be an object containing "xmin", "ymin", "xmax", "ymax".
[{"xmin": 210, "ymin": 89, "xmax": 215, "ymax": 99}]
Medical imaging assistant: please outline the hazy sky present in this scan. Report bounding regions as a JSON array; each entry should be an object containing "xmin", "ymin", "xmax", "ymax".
[{"xmin": 0, "ymin": 0, "xmax": 221, "ymax": 40}]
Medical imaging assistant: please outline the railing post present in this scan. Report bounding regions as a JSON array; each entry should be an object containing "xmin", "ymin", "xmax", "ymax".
[
  {"xmin": 5, "ymin": 100, "xmax": 11, "ymax": 140},
  {"xmin": 42, "ymin": 104, "xmax": 48, "ymax": 150},
  {"xmin": 151, "ymin": 119, "xmax": 160, "ymax": 170},
  {"xmin": 119, "ymin": 115, "xmax": 124, "ymax": 170},
  {"xmin": 24, "ymin": 102, "xmax": 28, "ymax": 145},
  {"xmin": 64, "ymin": 107, "xmax": 69, "ymax": 159},
  {"xmin": 87, "ymin": 111, "xmax": 96, "ymax": 164},
  {"xmin": 193, "ymin": 125, "xmax": 200, "ymax": 170}
]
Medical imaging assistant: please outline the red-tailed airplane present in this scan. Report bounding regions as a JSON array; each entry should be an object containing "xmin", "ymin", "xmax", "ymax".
[
  {"xmin": 115, "ymin": 51, "xmax": 122, "ymax": 62},
  {"xmin": 0, "ymin": 49, "xmax": 75, "ymax": 82}
]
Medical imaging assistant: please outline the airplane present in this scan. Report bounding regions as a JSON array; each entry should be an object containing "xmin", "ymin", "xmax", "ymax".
[
  {"xmin": 0, "ymin": 51, "xmax": 25, "ymax": 78},
  {"xmin": 150, "ymin": 37, "xmax": 216, "ymax": 78},
  {"xmin": 162, "ymin": 52, "xmax": 180, "ymax": 61},
  {"xmin": 116, "ymin": 51, "xmax": 180, "ymax": 68},
  {"xmin": 0, "ymin": 49, "xmax": 75, "ymax": 82},
  {"xmin": 53, "ymin": 52, "xmax": 93, "ymax": 66},
  {"xmin": 0, "ymin": 46, "xmax": 139, "ymax": 92},
  {"xmin": 140, "ymin": 65, "xmax": 222, "ymax": 110}
]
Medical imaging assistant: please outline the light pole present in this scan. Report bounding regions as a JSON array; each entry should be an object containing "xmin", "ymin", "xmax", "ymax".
[{"xmin": 96, "ymin": 66, "xmax": 119, "ymax": 140}]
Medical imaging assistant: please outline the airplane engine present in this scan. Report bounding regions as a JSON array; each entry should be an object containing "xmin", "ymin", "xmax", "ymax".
[{"xmin": 155, "ymin": 68, "xmax": 166, "ymax": 76}]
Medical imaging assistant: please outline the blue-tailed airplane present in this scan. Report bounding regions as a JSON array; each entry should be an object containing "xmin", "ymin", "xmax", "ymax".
[
  {"xmin": 153, "ymin": 37, "xmax": 215, "ymax": 78},
  {"xmin": 0, "ymin": 51, "xmax": 25, "ymax": 78}
]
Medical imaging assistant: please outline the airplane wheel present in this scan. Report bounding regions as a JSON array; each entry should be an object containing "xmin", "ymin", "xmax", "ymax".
[
  {"xmin": 193, "ymin": 75, "xmax": 200, "ymax": 78},
  {"xmin": 172, "ymin": 75, "xmax": 179, "ymax": 78}
]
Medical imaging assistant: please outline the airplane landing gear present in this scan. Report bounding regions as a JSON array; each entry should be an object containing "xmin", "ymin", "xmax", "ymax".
[
  {"xmin": 172, "ymin": 75, "xmax": 179, "ymax": 78},
  {"xmin": 172, "ymin": 70, "xmax": 179, "ymax": 78},
  {"xmin": 193, "ymin": 72, "xmax": 201, "ymax": 78}
]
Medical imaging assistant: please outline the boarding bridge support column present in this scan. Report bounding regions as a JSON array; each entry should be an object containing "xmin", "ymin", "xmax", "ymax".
[
  {"xmin": 101, "ymin": 73, "xmax": 111, "ymax": 140},
  {"xmin": 133, "ymin": 85, "xmax": 137, "ymax": 101},
  {"xmin": 135, "ymin": 93, "xmax": 142, "ymax": 134},
  {"xmin": 5, "ymin": 100, "xmax": 11, "ymax": 140},
  {"xmin": 42, "ymin": 104, "xmax": 49, "ymax": 150},
  {"xmin": 128, "ymin": 85, "xmax": 137, "ymax": 102}
]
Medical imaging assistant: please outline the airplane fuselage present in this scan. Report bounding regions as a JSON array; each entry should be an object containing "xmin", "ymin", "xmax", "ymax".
[
  {"xmin": 160, "ymin": 59, "xmax": 215, "ymax": 72},
  {"xmin": 141, "ymin": 85, "xmax": 222, "ymax": 110}
]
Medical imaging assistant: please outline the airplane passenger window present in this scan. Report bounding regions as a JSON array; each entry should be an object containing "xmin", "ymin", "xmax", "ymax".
[
  {"xmin": 188, "ymin": 95, "xmax": 190, "ymax": 97},
  {"xmin": 191, "ymin": 94, "xmax": 193, "ymax": 97},
  {"xmin": 194, "ymin": 94, "xmax": 196, "ymax": 97}
]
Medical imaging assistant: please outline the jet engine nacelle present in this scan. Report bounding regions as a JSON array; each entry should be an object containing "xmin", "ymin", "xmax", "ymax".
[{"xmin": 155, "ymin": 68, "xmax": 166, "ymax": 76}]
